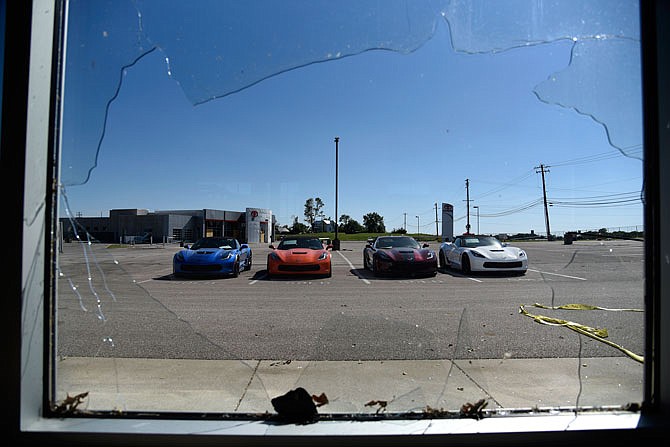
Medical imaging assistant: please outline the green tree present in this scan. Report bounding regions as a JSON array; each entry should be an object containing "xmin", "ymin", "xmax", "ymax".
[
  {"xmin": 290, "ymin": 216, "xmax": 309, "ymax": 234},
  {"xmin": 315, "ymin": 197, "xmax": 325, "ymax": 220},
  {"xmin": 363, "ymin": 212, "xmax": 386, "ymax": 233},
  {"xmin": 339, "ymin": 214, "xmax": 364, "ymax": 234},
  {"xmin": 304, "ymin": 197, "xmax": 326, "ymax": 230}
]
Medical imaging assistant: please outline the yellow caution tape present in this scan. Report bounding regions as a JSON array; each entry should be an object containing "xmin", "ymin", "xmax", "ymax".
[
  {"xmin": 531, "ymin": 302, "xmax": 643, "ymax": 312},
  {"xmin": 519, "ymin": 305, "xmax": 644, "ymax": 363}
]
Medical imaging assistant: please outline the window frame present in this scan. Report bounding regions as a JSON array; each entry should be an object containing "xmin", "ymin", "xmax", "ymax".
[{"xmin": 4, "ymin": 0, "xmax": 669, "ymax": 445}]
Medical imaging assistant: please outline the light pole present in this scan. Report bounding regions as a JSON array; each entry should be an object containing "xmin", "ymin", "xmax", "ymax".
[
  {"xmin": 415, "ymin": 215, "xmax": 420, "ymax": 236},
  {"xmin": 473, "ymin": 206, "xmax": 480, "ymax": 234},
  {"xmin": 333, "ymin": 137, "xmax": 340, "ymax": 250}
]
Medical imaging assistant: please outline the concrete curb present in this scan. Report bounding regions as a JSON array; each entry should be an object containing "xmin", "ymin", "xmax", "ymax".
[{"xmin": 56, "ymin": 357, "xmax": 643, "ymax": 414}]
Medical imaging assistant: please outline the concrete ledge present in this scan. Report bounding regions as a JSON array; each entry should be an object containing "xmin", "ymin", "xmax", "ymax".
[{"xmin": 56, "ymin": 357, "xmax": 642, "ymax": 414}]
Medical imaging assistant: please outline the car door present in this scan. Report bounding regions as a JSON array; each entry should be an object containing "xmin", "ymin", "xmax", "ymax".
[{"xmin": 447, "ymin": 238, "xmax": 463, "ymax": 267}]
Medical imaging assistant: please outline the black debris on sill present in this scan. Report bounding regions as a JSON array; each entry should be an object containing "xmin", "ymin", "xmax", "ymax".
[
  {"xmin": 460, "ymin": 398, "xmax": 489, "ymax": 420},
  {"xmin": 270, "ymin": 387, "xmax": 319, "ymax": 424},
  {"xmin": 52, "ymin": 391, "xmax": 89, "ymax": 415}
]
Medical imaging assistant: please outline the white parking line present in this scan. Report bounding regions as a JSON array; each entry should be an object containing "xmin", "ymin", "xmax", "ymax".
[
  {"xmin": 528, "ymin": 268, "xmax": 587, "ymax": 281},
  {"xmin": 336, "ymin": 251, "xmax": 371, "ymax": 284}
]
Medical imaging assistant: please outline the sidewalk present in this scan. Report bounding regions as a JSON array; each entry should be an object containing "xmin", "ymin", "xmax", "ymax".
[{"xmin": 56, "ymin": 357, "xmax": 643, "ymax": 415}]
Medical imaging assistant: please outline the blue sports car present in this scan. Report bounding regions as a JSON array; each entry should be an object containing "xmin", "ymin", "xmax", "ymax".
[{"xmin": 173, "ymin": 237, "xmax": 252, "ymax": 277}]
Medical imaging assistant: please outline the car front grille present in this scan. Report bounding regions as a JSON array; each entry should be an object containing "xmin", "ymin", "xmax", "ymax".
[
  {"xmin": 182, "ymin": 264, "xmax": 222, "ymax": 272},
  {"xmin": 278, "ymin": 264, "xmax": 320, "ymax": 272},
  {"xmin": 483, "ymin": 261, "xmax": 523, "ymax": 268}
]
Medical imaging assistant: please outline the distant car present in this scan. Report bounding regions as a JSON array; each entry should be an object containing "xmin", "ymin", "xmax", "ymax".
[
  {"xmin": 439, "ymin": 234, "xmax": 527, "ymax": 274},
  {"xmin": 173, "ymin": 237, "xmax": 252, "ymax": 277},
  {"xmin": 363, "ymin": 235, "xmax": 437, "ymax": 277},
  {"xmin": 267, "ymin": 236, "xmax": 332, "ymax": 278}
]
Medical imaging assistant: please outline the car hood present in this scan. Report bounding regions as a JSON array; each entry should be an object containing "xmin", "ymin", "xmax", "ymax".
[
  {"xmin": 177, "ymin": 247, "xmax": 233, "ymax": 260},
  {"xmin": 469, "ymin": 246, "xmax": 524, "ymax": 260},
  {"xmin": 274, "ymin": 248, "xmax": 328, "ymax": 262},
  {"xmin": 378, "ymin": 248, "xmax": 434, "ymax": 261}
]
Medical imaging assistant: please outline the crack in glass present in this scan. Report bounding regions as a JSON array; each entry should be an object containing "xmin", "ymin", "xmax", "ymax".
[{"xmin": 54, "ymin": 0, "xmax": 644, "ymax": 422}]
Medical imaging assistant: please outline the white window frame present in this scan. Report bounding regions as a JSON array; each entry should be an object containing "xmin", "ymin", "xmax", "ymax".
[{"xmin": 5, "ymin": 0, "xmax": 669, "ymax": 444}]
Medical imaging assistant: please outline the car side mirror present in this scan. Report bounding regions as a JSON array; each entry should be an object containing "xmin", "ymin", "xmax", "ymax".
[
  {"xmin": 184, "ymin": 244, "xmax": 191, "ymax": 250},
  {"xmin": 365, "ymin": 244, "xmax": 372, "ymax": 249},
  {"xmin": 269, "ymin": 244, "xmax": 275, "ymax": 249},
  {"xmin": 422, "ymin": 243, "xmax": 429, "ymax": 248},
  {"xmin": 327, "ymin": 244, "xmax": 333, "ymax": 250},
  {"xmin": 240, "ymin": 244, "xmax": 249, "ymax": 250}
]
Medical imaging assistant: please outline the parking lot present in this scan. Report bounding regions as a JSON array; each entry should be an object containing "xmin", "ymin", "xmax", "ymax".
[{"xmin": 56, "ymin": 238, "xmax": 645, "ymax": 363}]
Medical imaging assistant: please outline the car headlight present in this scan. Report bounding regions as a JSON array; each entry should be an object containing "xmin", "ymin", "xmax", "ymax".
[
  {"xmin": 376, "ymin": 251, "xmax": 391, "ymax": 260},
  {"xmin": 470, "ymin": 251, "xmax": 486, "ymax": 258},
  {"xmin": 220, "ymin": 252, "xmax": 233, "ymax": 260},
  {"xmin": 175, "ymin": 252, "xmax": 185, "ymax": 262},
  {"xmin": 519, "ymin": 251, "xmax": 526, "ymax": 257},
  {"xmin": 426, "ymin": 251, "xmax": 435, "ymax": 260},
  {"xmin": 318, "ymin": 251, "xmax": 328, "ymax": 260}
]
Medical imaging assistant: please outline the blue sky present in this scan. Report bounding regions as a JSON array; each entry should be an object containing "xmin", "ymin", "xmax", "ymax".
[{"xmin": 61, "ymin": 1, "xmax": 643, "ymax": 236}]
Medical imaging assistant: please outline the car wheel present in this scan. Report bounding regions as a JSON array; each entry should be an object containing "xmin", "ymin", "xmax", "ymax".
[
  {"xmin": 461, "ymin": 254, "xmax": 471, "ymax": 274},
  {"xmin": 232, "ymin": 258, "xmax": 240, "ymax": 277},
  {"xmin": 245, "ymin": 255, "xmax": 252, "ymax": 271},
  {"xmin": 372, "ymin": 257, "xmax": 380, "ymax": 276},
  {"xmin": 363, "ymin": 253, "xmax": 369, "ymax": 270},
  {"xmin": 325, "ymin": 261, "xmax": 332, "ymax": 278}
]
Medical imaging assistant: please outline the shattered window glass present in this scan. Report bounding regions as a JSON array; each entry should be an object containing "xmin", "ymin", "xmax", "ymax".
[{"xmin": 54, "ymin": 0, "xmax": 643, "ymax": 425}]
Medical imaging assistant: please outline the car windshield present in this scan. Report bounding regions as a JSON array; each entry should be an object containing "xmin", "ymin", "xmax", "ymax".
[
  {"xmin": 190, "ymin": 237, "xmax": 235, "ymax": 250},
  {"xmin": 460, "ymin": 236, "xmax": 503, "ymax": 248},
  {"xmin": 52, "ymin": 0, "xmax": 644, "ymax": 430},
  {"xmin": 277, "ymin": 238, "xmax": 324, "ymax": 250},
  {"xmin": 375, "ymin": 236, "xmax": 421, "ymax": 249}
]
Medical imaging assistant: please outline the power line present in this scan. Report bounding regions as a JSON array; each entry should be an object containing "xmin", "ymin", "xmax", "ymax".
[
  {"xmin": 473, "ymin": 170, "xmax": 536, "ymax": 200},
  {"xmin": 550, "ymin": 146, "xmax": 642, "ymax": 168},
  {"xmin": 550, "ymin": 198, "xmax": 641, "ymax": 208},
  {"xmin": 478, "ymin": 198, "xmax": 544, "ymax": 217},
  {"xmin": 549, "ymin": 191, "xmax": 640, "ymax": 200}
]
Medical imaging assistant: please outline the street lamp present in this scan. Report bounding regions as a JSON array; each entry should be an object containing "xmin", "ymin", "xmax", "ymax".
[
  {"xmin": 415, "ymin": 215, "xmax": 420, "ymax": 236},
  {"xmin": 473, "ymin": 206, "xmax": 480, "ymax": 234},
  {"xmin": 333, "ymin": 137, "xmax": 340, "ymax": 250}
]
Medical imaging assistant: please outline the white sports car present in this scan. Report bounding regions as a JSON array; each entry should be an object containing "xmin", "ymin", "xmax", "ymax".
[{"xmin": 439, "ymin": 235, "xmax": 527, "ymax": 274}]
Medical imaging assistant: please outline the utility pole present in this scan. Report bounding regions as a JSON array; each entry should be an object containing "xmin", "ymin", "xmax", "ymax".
[
  {"xmin": 535, "ymin": 163, "xmax": 551, "ymax": 240},
  {"xmin": 434, "ymin": 203, "xmax": 439, "ymax": 238},
  {"xmin": 464, "ymin": 179, "xmax": 471, "ymax": 234},
  {"xmin": 403, "ymin": 212, "xmax": 407, "ymax": 231}
]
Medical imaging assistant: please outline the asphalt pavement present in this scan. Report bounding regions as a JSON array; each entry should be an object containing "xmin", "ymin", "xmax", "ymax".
[{"xmin": 54, "ymin": 240, "xmax": 645, "ymax": 418}]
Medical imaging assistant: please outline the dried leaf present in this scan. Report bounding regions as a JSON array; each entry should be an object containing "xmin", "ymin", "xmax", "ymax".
[{"xmin": 311, "ymin": 392, "xmax": 329, "ymax": 407}]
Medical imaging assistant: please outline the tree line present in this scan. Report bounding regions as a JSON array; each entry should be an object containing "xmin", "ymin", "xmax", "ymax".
[{"xmin": 287, "ymin": 197, "xmax": 387, "ymax": 234}]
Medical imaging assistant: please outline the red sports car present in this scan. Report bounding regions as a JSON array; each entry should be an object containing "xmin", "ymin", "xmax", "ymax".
[
  {"xmin": 267, "ymin": 236, "xmax": 332, "ymax": 278},
  {"xmin": 363, "ymin": 235, "xmax": 437, "ymax": 277}
]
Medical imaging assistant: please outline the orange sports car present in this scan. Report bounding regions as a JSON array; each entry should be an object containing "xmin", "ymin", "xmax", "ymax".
[{"xmin": 267, "ymin": 236, "xmax": 332, "ymax": 278}]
